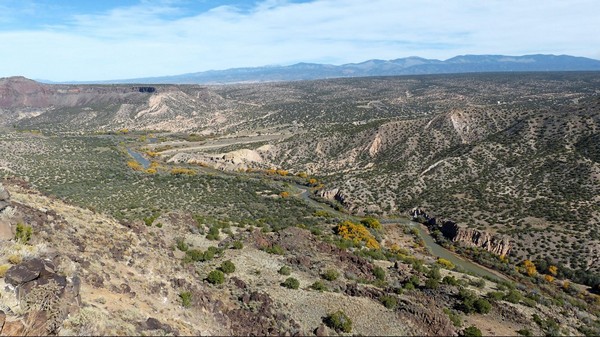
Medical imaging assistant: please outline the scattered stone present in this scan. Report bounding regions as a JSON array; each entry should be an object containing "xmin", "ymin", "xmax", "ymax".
[{"xmin": 314, "ymin": 323, "xmax": 328, "ymax": 336}]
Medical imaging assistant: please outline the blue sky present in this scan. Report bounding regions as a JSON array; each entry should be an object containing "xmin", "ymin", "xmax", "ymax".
[{"xmin": 0, "ymin": 0, "xmax": 598, "ymax": 81}]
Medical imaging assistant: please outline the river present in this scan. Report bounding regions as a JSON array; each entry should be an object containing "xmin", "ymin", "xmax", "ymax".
[
  {"xmin": 127, "ymin": 148, "xmax": 151, "ymax": 169},
  {"xmin": 125, "ymin": 147, "xmax": 506, "ymax": 282}
]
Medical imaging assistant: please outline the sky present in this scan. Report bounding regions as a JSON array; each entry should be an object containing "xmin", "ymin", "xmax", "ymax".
[{"xmin": 0, "ymin": 0, "xmax": 599, "ymax": 82}]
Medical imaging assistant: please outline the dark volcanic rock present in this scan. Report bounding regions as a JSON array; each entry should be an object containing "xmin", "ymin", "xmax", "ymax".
[{"xmin": 4, "ymin": 264, "xmax": 40, "ymax": 286}]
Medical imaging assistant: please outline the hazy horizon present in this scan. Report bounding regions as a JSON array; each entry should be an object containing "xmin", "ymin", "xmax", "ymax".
[{"xmin": 1, "ymin": 0, "xmax": 599, "ymax": 82}]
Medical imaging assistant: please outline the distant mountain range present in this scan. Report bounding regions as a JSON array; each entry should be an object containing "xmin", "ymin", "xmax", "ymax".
[{"xmin": 60, "ymin": 54, "xmax": 600, "ymax": 84}]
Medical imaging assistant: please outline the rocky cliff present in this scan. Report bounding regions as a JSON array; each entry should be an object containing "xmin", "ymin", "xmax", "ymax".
[
  {"xmin": 410, "ymin": 207, "xmax": 511, "ymax": 257},
  {"xmin": 440, "ymin": 221, "xmax": 511, "ymax": 257}
]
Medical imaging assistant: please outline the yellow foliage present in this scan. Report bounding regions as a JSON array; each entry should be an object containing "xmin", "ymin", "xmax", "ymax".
[
  {"xmin": 0, "ymin": 264, "xmax": 10, "ymax": 277},
  {"xmin": 265, "ymin": 169, "xmax": 277, "ymax": 175},
  {"xmin": 8, "ymin": 254, "xmax": 22, "ymax": 264},
  {"xmin": 146, "ymin": 151, "xmax": 159, "ymax": 158},
  {"xmin": 544, "ymin": 274, "xmax": 555, "ymax": 283},
  {"xmin": 548, "ymin": 265, "xmax": 558, "ymax": 276},
  {"xmin": 308, "ymin": 178, "xmax": 318, "ymax": 185},
  {"xmin": 522, "ymin": 259, "xmax": 537, "ymax": 277},
  {"xmin": 276, "ymin": 169, "xmax": 288, "ymax": 176},
  {"xmin": 437, "ymin": 258, "xmax": 455, "ymax": 270},
  {"xmin": 127, "ymin": 160, "xmax": 143, "ymax": 171},
  {"xmin": 145, "ymin": 168, "xmax": 157, "ymax": 174},
  {"xmin": 296, "ymin": 172, "xmax": 308, "ymax": 178},
  {"xmin": 280, "ymin": 191, "xmax": 290, "ymax": 198},
  {"xmin": 170, "ymin": 167, "xmax": 196, "ymax": 176},
  {"xmin": 118, "ymin": 128, "xmax": 129, "ymax": 134},
  {"xmin": 335, "ymin": 220, "xmax": 380, "ymax": 249},
  {"xmin": 562, "ymin": 281, "xmax": 570, "ymax": 290}
]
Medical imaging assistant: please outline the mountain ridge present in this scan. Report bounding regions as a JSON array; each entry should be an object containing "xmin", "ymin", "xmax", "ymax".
[{"xmin": 38, "ymin": 54, "xmax": 600, "ymax": 84}]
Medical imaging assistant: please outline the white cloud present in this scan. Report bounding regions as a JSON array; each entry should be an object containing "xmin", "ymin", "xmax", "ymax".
[{"xmin": 0, "ymin": 0, "xmax": 598, "ymax": 81}]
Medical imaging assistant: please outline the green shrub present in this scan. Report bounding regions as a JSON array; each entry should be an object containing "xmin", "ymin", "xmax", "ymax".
[
  {"xmin": 379, "ymin": 295, "xmax": 398, "ymax": 309},
  {"xmin": 278, "ymin": 266, "xmax": 291, "ymax": 276},
  {"xmin": 265, "ymin": 244, "xmax": 285, "ymax": 255},
  {"xmin": 428, "ymin": 266, "xmax": 442, "ymax": 281},
  {"xmin": 504, "ymin": 289, "xmax": 522, "ymax": 303},
  {"xmin": 443, "ymin": 308, "xmax": 462, "ymax": 327},
  {"xmin": 473, "ymin": 298, "xmax": 491, "ymax": 314},
  {"xmin": 176, "ymin": 238, "xmax": 189, "ymax": 251},
  {"xmin": 462, "ymin": 325, "xmax": 482, "ymax": 337},
  {"xmin": 443, "ymin": 276, "xmax": 459, "ymax": 286},
  {"xmin": 322, "ymin": 269, "xmax": 339, "ymax": 281},
  {"xmin": 232, "ymin": 241, "xmax": 243, "ymax": 249},
  {"xmin": 310, "ymin": 281, "xmax": 328, "ymax": 292},
  {"xmin": 15, "ymin": 223, "xmax": 32, "ymax": 243},
  {"xmin": 469, "ymin": 278, "xmax": 486, "ymax": 288},
  {"xmin": 425, "ymin": 278, "xmax": 440, "ymax": 289},
  {"xmin": 373, "ymin": 266, "xmax": 385, "ymax": 281},
  {"xmin": 516, "ymin": 329, "xmax": 533, "ymax": 337},
  {"xmin": 186, "ymin": 249, "xmax": 204, "ymax": 262},
  {"xmin": 324, "ymin": 310, "xmax": 352, "ymax": 333},
  {"xmin": 281, "ymin": 277, "xmax": 300, "ymax": 289},
  {"xmin": 206, "ymin": 226, "xmax": 220, "ymax": 240},
  {"xmin": 405, "ymin": 280, "xmax": 419, "ymax": 289},
  {"xmin": 179, "ymin": 291, "xmax": 192, "ymax": 308},
  {"xmin": 220, "ymin": 260, "xmax": 236, "ymax": 274},
  {"xmin": 207, "ymin": 270, "xmax": 225, "ymax": 285},
  {"xmin": 487, "ymin": 291, "xmax": 504, "ymax": 302}
]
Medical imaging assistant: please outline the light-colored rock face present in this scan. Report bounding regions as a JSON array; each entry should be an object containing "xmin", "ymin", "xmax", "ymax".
[
  {"xmin": 168, "ymin": 148, "xmax": 265, "ymax": 171},
  {"xmin": 441, "ymin": 221, "xmax": 511, "ymax": 257},
  {"xmin": 0, "ymin": 183, "xmax": 10, "ymax": 211}
]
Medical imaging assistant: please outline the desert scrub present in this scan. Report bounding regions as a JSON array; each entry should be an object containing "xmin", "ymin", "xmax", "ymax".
[
  {"xmin": 15, "ymin": 223, "xmax": 33, "ymax": 243},
  {"xmin": 207, "ymin": 270, "xmax": 225, "ymax": 285},
  {"xmin": 231, "ymin": 241, "xmax": 243, "ymax": 249},
  {"xmin": 310, "ymin": 281, "xmax": 328, "ymax": 292},
  {"xmin": 0, "ymin": 264, "xmax": 10, "ymax": 277},
  {"xmin": 8, "ymin": 254, "xmax": 22, "ymax": 264},
  {"xmin": 264, "ymin": 244, "xmax": 285, "ymax": 255},
  {"xmin": 324, "ymin": 310, "xmax": 352, "ymax": 333},
  {"xmin": 322, "ymin": 269, "xmax": 339, "ymax": 281},
  {"xmin": 170, "ymin": 167, "xmax": 196, "ymax": 176},
  {"xmin": 220, "ymin": 260, "xmax": 236, "ymax": 274},
  {"xmin": 379, "ymin": 295, "xmax": 398, "ymax": 309},
  {"xmin": 372, "ymin": 266, "xmax": 386, "ymax": 281},
  {"xmin": 443, "ymin": 308, "xmax": 462, "ymax": 327},
  {"xmin": 179, "ymin": 291, "xmax": 192, "ymax": 308},
  {"xmin": 457, "ymin": 288, "xmax": 491, "ymax": 314},
  {"xmin": 278, "ymin": 266, "xmax": 292, "ymax": 276},
  {"xmin": 281, "ymin": 277, "xmax": 300, "ymax": 289},
  {"xmin": 461, "ymin": 325, "xmax": 482, "ymax": 337},
  {"xmin": 175, "ymin": 238, "xmax": 189, "ymax": 251}
]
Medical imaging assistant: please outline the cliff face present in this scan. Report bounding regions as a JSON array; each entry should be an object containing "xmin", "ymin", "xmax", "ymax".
[
  {"xmin": 441, "ymin": 221, "xmax": 511, "ymax": 257},
  {"xmin": 410, "ymin": 207, "xmax": 511, "ymax": 257}
]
